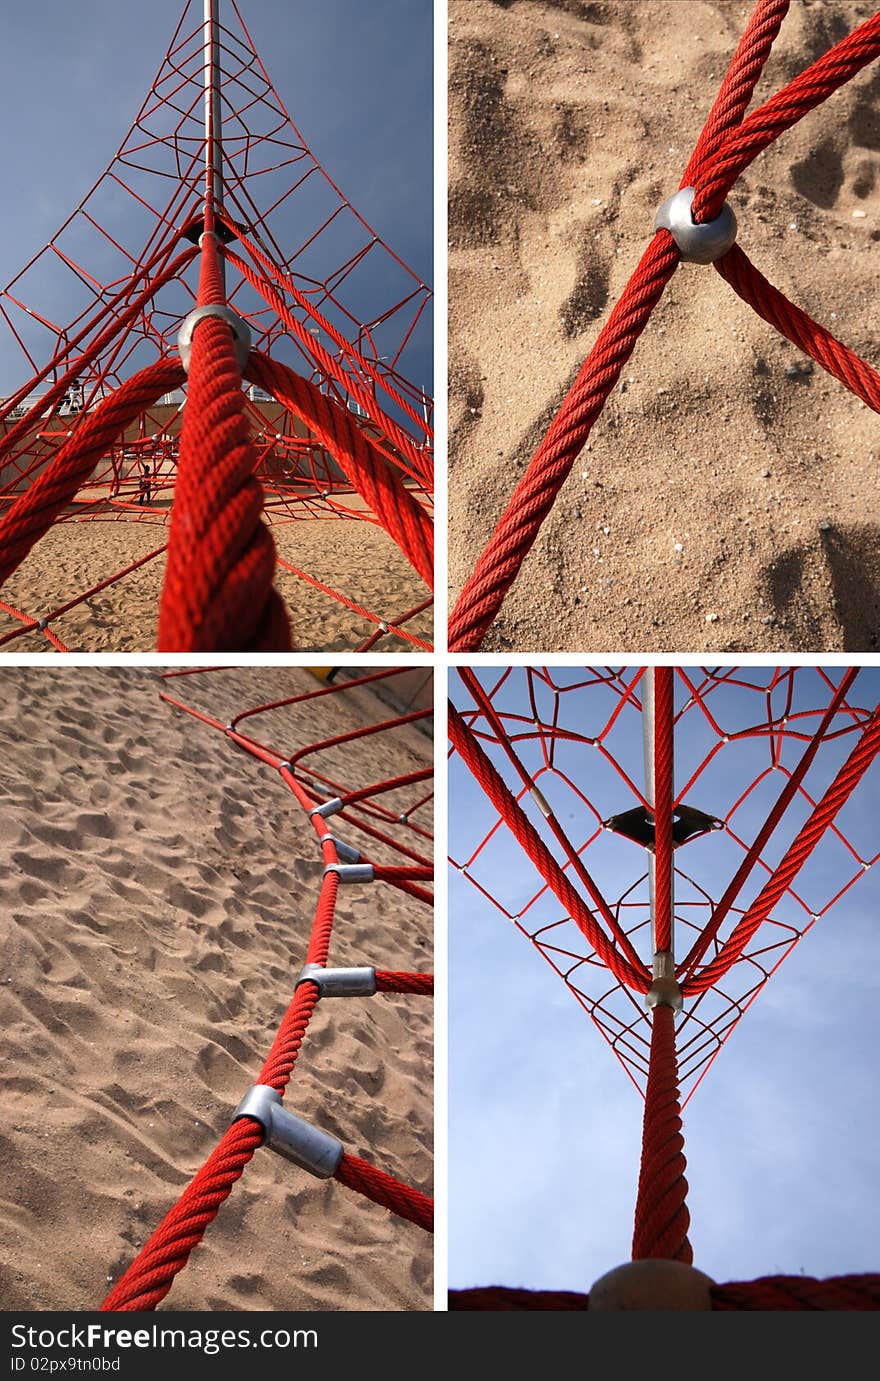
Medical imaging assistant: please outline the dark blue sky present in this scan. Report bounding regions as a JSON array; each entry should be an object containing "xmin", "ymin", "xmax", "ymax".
[{"xmin": 0, "ymin": 0, "xmax": 432, "ymax": 399}]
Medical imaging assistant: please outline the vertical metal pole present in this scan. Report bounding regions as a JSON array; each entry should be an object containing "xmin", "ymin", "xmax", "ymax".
[
  {"xmin": 203, "ymin": 0, "xmax": 225, "ymax": 289},
  {"xmin": 641, "ymin": 670, "xmax": 659, "ymax": 946}
]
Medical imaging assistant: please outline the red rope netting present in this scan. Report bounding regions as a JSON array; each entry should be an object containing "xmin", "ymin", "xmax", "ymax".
[
  {"xmin": 448, "ymin": 0, "xmax": 880, "ymax": 651},
  {"xmin": 448, "ymin": 666, "xmax": 880, "ymax": 1309},
  {"xmin": 101, "ymin": 666, "xmax": 433, "ymax": 1312},
  {"xmin": 0, "ymin": 0, "xmax": 432, "ymax": 652}
]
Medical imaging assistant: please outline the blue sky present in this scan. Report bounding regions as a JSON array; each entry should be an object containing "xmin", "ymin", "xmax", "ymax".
[
  {"xmin": 0, "ymin": 0, "xmax": 432, "ymax": 398},
  {"xmin": 449, "ymin": 666, "xmax": 880, "ymax": 1292}
]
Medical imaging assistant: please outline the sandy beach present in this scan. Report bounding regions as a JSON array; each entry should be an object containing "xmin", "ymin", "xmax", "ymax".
[
  {"xmin": 448, "ymin": 0, "xmax": 879, "ymax": 652},
  {"xmin": 0, "ymin": 665, "xmax": 433, "ymax": 1311},
  {"xmin": 0, "ymin": 507, "xmax": 432, "ymax": 654}
]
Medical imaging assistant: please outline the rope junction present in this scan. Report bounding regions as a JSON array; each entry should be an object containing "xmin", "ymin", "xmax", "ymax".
[
  {"xmin": 101, "ymin": 667, "xmax": 433, "ymax": 1312},
  {"xmin": 449, "ymin": 0, "xmax": 880, "ymax": 651},
  {"xmin": 449, "ymin": 666, "xmax": 880, "ymax": 1309},
  {"xmin": 0, "ymin": 0, "xmax": 432, "ymax": 652}
]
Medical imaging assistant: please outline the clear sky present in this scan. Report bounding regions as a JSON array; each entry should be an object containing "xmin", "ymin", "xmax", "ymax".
[
  {"xmin": 449, "ymin": 666, "xmax": 880, "ymax": 1293},
  {"xmin": 0, "ymin": 0, "xmax": 432, "ymax": 398}
]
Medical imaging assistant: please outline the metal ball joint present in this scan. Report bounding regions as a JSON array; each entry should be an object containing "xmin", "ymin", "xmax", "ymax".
[
  {"xmin": 590, "ymin": 1259, "xmax": 715, "ymax": 1310},
  {"xmin": 178, "ymin": 304, "xmax": 251, "ymax": 374},
  {"xmin": 655, "ymin": 186, "xmax": 737, "ymax": 264}
]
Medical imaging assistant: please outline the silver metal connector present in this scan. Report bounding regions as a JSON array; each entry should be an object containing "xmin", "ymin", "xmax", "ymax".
[
  {"xmin": 655, "ymin": 187, "xmax": 737, "ymax": 264},
  {"xmin": 322, "ymin": 834, "xmax": 361, "ymax": 864},
  {"xmin": 645, "ymin": 951, "xmax": 683, "ymax": 1011},
  {"xmin": 178, "ymin": 304, "xmax": 252, "ymax": 373},
  {"xmin": 309, "ymin": 797, "xmax": 344, "ymax": 819},
  {"xmin": 323, "ymin": 863, "xmax": 375, "ymax": 883},
  {"xmin": 296, "ymin": 963, "xmax": 377, "ymax": 997},
  {"xmin": 232, "ymin": 1084, "xmax": 344, "ymax": 1178}
]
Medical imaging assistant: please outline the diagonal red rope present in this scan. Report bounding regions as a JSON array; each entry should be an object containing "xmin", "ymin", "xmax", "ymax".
[
  {"xmin": 449, "ymin": 700, "xmax": 651, "ymax": 992},
  {"xmin": 0, "ymin": 359, "xmax": 182, "ymax": 585},
  {"xmin": 449, "ymin": 2, "xmax": 880, "ymax": 651}
]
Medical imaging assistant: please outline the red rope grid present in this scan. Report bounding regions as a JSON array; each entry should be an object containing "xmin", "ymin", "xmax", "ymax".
[
  {"xmin": 101, "ymin": 667, "xmax": 433, "ymax": 1312},
  {"xmin": 449, "ymin": 0, "xmax": 880, "ymax": 650},
  {"xmin": 449, "ymin": 665, "xmax": 880, "ymax": 1308},
  {"xmin": 0, "ymin": 0, "xmax": 432, "ymax": 652}
]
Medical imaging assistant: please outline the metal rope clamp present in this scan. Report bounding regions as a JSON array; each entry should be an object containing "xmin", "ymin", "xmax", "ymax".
[
  {"xmin": 321, "ymin": 834, "xmax": 361, "ymax": 864},
  {"xmin": 645, "ymin": 951, "xmax": 683, "ymax": 1012},
  {"xmin": 309, "ymin": 797, "xmax": 344, "ymax": 820},
  {"xmin": 232, "ymin": 1084, "xmax": 344, "ymax": 1178},
  {"xmin": 296, "ymin": 963, "xmax": 377, "ymax": 998},
  {"xmin": 654, "ymin": 187, "xmax": 737, "ymax": 264},
  {"xmin": 323, "ymin": 862, "xmax": 375, "ymax": 883},
  {"xmin": 178, "ymin": 304, "xmax": 252, "ymax": 373}
]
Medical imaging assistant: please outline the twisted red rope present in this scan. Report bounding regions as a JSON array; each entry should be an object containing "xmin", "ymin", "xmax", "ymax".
[
  {"xmin": 247, "ymin": 351, "xmax": 433, "ymax": 587},
  {"xmin": 686, "ymin": 701, "xmax": 880, "ymax": 994},
  {"xmin": 0, "ymin": 359, "xmax": 181, "ymax": 585},
  {"xmin": 631, "ymin": 1004, "xmax": 692, "ymax": 1263},
  {"xmin": 157, "ymin": 234, "xmax": 290, "ymax": 651},
  {"xmin": 449, "ymin": 701, "xmax": 650, "ymax": 992},
  {"xmin": 375, "ymin": 970, "xmax": 433, "ymax": 995},
  {"xmin": 650, "ymin": 668, "xmax": 675, "ymax": 956},
  {"xmin": 449, "ymin": 1275, "xmax": 880, "ymax": 1310},
  {"xmin": 334, "ymin": 1152, "xmax": 433, "ymax": 1232},
  {"xmin": 449, "ymin": 1, "xmax": 880, "ymax": 650}
]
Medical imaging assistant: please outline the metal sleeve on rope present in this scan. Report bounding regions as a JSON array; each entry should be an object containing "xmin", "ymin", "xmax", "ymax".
[
  {"xmin": 654, "ymin": 187, "xmax": 737, "ymax": 263},
  {"xmin": 323, "ymin": 863, "xmax": 374, "ymax": 883},
  {"xmin": 178, "ymin": 304, "xmax": 252, "ymax": 374},
  {"xmin": 295, "ymin": 964, "xmax": 377, "ymax": 997},
  {"xmin": 309, "ymin": 797, "xmax": 344, "ymax": 819},
  {"xmin": 322, "ymin": 834, "xmax": 361, "ymax": 864},
  {"xmin": 232, "ymin": 1084, "xmax": 343, "ymax": 1178}
]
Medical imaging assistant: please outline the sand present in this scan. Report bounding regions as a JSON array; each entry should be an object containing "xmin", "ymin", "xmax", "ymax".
[
  {"xmin": 0, "ymin": 666, "xmax": 433, "ymax": 1311},
  {"xmin": 448, "ymin": 0, "xmax": 880, "ymax": 652},
  {"xmin": 0, "ymin": 507, "xmax": 432, "ymax": 654}
]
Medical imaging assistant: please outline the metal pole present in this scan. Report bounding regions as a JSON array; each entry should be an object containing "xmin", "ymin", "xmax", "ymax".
[{"xmin": 203, "ymin": 0, "xmax": 225, "ymax": 289}]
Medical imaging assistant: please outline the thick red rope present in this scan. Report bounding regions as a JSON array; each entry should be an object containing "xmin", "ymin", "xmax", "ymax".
[
  {"xmin": 247, "ymin": 351, "xmax": 433, "ymax": 587},
  {"xmin": 449, "ymin": 701, "xmax": 651, "ymax": 992},
  {"xmin": 334, "ymin": 1153, "xmax": 433, "ymax": 1232},
  {"xmin": 686, "ymin": 701, "xmax": 880, "ymax": 994},
  {"xmin": 449, "ymin": 2, "xmax": 880, "ymax": 650},
  {"xmin": 650, "ymin": 668, "xmax": 675, "ymax": 956},
  {"xmin": 631, "ymin": 1004, "xmax": 692, "ymax": 1263},
  {"xmin": 0, "ymin": 359, "xmax": 181, "ymax": 584},
  {"xmin": 375, "ymin": 971, "xmax": 434, "ymax": 995},
  {"xmin": 157, "ymin": 233, "xmax": 290, "ymax": 651},
  {"xmin": 449, "ymin": 1275, "xmax": 880, "ymax": 1310}
]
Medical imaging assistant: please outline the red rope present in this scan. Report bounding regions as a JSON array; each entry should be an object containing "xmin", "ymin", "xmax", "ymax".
[
  {"xmin": 449, "ymin": 701, "xmax": 651, "ymax": 992},
  {"xmin": 449, "ymin": 1287, "xmax": 589, "ymax": 1311},
  {"xmin": 631, "ymin": 1005, "xmax": 692, "ymax": 1263},
  {"xmin": 0, "ymin": 360, "xmax": 181, "ymax": 585},
  {"xmin": 685, "ymin": 701, "xmax": 880, "ymax": 994},
  {"xmin": 449, "ymin": 1275, "xmax": 880, "ymax": 1310},
  {"xmin": 711, "ymin": 1275, "xmax": 880, "ymax": 1310},
  {"xmin": 334, "ymin": 1153, "xmax": 433, "ymax": 1232},
  {"xmin": 714, "ymin": 245, "xmax": 880, "ymax": 412},
  {"xmin": 247, "ymin": 351, "xmax": 433, "ymax": 587},
  {"xmin": 448, "ymin": 2, "xmax": 880, "ymax": 650},
  {"xmin": 650, "ymin": 668, "xmax": 675, "ymax": 956},
  {"xmin": 157, "ymin": 233, "xmax": 290, "ymax": 651},
  {"xmin": 447, "ymin": 232, "xmax": 679, "ymax": 651},
  {"xmin": 374, "ymin": 971, "xmax": 433, "ymax": 996}
]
